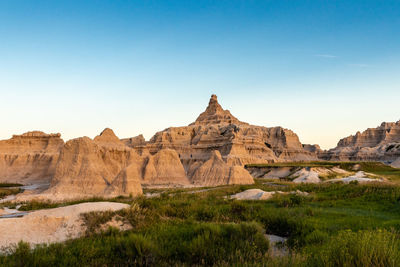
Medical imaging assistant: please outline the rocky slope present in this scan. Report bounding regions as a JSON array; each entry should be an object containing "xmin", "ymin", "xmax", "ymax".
[
  {"xmin": 190, "ymin": 150, "xmax": 254, "ymax": 186},
  {"xmin": 142, "ymin": 149, "xmax": 190, "ymax": 186},
  {"xmin": 46, "ymin": 129, "xmax": 143, "ymax": 200},
  {"xmin": 321, "ymin": 121, "xmax": 400, "ymax": 165},
  {"xmin": 0, "ymin": 131, "xmax": 64, "ymax": 184}
]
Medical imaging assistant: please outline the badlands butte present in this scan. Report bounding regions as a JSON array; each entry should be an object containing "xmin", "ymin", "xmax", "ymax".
[{"xmin": 1, "ymin": 94, "xmax": 400, "ymax": 201}]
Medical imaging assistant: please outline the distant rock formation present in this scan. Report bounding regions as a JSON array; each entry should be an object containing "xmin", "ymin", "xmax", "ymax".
[
  {"xmin": 302, "ymin": 144, "xmax": 322, "ymax": 154},
  {"xmin": 0, "ymin": 131, "xmax": 64, "ymax": 184},
  {"xmin": 321, "ymin": 121, "xmax": 400, "ymax": 165},
  {"xmin": 46, "ymin": 129, "xmax": 143, "ymax": 200}
]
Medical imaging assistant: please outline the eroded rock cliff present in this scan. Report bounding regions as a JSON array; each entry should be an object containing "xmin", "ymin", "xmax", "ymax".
[
  {"xmin": 46, "ymin": 129, "xmax": 143, "ymax": 199},
  {"xmin": 191, "ymin": 150, "xmax": 254, "ymax": 186},
  {"xmin": 136, "ymin": 95, "xmax": 316, "ymax": 168},
  {"xmin": 321, "ymin": 121, "xmax": 400, "ymax": 165},
  {"xmin": 0, "ymin": 131, "xmax": 64, "ymax": 184}
]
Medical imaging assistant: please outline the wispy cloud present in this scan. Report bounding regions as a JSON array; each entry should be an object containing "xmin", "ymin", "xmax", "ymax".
[
  {"xmin": 315, "ymin": 54, "xmax": 337, "ymax": 58},
  {"xmin": 348, "ymin": 63, "xmax": 373, "ymax": 68}
]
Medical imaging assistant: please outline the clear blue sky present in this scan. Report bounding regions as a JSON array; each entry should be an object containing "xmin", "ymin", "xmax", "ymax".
[{"xmin": 1, "ymin": 0, "xmax": 399, "ymax": 149}]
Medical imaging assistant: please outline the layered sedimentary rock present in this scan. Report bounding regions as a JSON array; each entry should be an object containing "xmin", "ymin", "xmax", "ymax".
[
  {"xmin": 46, "ymin": 129, "xmax": 143, "ymax": 199},
  {"xmin": 138, "ymin": 95, "xmax": 316, "ymax": 169},
  {"xmin": 1, "ymin": 95, "xmax": 316, "ymax": 196},
  {"xmin": 321, "ymin": 121, "xmax": 400, "ymax": 165},
  {"xmin": 142, "ymin": 149, "xmax": 190, "ymax": 186},
  {"xmin": 0, "ymin": 131, "xmax": 64, "ymax": 184},
  {"xmin": 191, "ymin": 151, "xmax": 254, "ymax": 186},
  {"xmin": 302, "ymin": 144, "xmax": 323, "ymax": 154},
  {"xmin": 121, "ymin": 135, "xmax": 146, "ymax": 148}
]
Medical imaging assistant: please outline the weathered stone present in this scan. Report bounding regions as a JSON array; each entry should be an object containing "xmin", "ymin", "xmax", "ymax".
[
  {"xmin": 46, "ymin": 130, "xmax": 143, "ymax": 200},
  {"xmin": 321, "ymin": 121, "xmax": 400, "ymax": 165},
  {"xmin": 0, "ymin": 131, "xmax": 64, "ymax": 184}
]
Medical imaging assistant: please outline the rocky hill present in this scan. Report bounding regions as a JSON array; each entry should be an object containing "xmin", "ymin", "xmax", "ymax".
[
  {"xmin": 0, "ymin": 94, "xmax": 319, "ymax": 200},
  {"xmin": 46, "ymin": 129, "xmax": 143, "ymax": 200},
  {"xmin": 321, "ymin": 121, "xmax": 400, "ymax": 165},
  {"xmin": 130, "ymin": 95, "xmax": 316, "ymax": 167},
  {"xmin": 0, "ymin": 131, "xmax": 64, "ymax": 184}
]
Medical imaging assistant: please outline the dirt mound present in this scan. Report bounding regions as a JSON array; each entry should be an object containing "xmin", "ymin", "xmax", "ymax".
[{"xmin": 0, "ymin": 202, "xmax": 129, "ymax": 249}]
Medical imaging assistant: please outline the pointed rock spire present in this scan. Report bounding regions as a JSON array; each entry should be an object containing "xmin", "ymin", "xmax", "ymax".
[{"xmin": 191, "ymin": 94, "xmax": 246, "ymax": 125}]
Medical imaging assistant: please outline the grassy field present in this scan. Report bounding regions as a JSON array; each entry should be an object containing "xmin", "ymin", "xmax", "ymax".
[
  {"xmin": 1, "ymin": 162, "xmax": 400, "ymax": 266},
  {"xmin": 1, "ymin": 176, "xmax": 400, "ymax": 266}
]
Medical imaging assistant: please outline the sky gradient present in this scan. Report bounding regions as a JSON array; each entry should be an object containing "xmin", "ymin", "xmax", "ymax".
[{"xmin": 1, "ymin": 0, "xmax": 399, "ymax": 149}]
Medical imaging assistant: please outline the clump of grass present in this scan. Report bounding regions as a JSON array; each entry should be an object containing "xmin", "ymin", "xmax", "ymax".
[
  {"xmin": 17, "ymin": 196, "xmax": 133, "ymax": 211},
  {"xmin": 0, "ymin": 221, "xmax": 270, "ymax": 266},
  {"xmin": 273, "ymin": 194, "xmax": 307, "ymax": 208},
  {"xmin": 309, "ymin": 229, "xmax": 400, "ymax": 267},
  {"xmin": 0, "ymin": 183, "xmax": 23, "ymax": 188},
  {"xmin": 0, "ymin": 188, "xmax": 21, "ymax": 199},
  {"xmin": 18, "ymin": 200, "xmax": 59, "ymax": 211}
]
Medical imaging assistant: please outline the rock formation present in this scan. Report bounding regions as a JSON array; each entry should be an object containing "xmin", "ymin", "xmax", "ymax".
[
  {"xmin": 190, "ymin": 150, "xmax": 254, "ymax": 186},
  {"xmin": 135, "ymin": 94, "xmax": 316, "ymax": 170},
  {"xmin": 1, "ymin": 95, "xmax": 320, "ymax": 199},
  {"xmin": 142, "ymin": 149, "xmax": 190, "ymax": 186},
  {"xmin": 46, "ymin": 129, "xmax": 143, "ymax": 199},
  {"xmin": 321, "ymin": 121, "xmax": 400, "ymax": 165},
  {"xmin": 121, "ymin": 134, "xmax": 146, "ymax": 149},
  {"xmin": 0, "ymin": 131, "xmax": 64, "ymax": 184}
]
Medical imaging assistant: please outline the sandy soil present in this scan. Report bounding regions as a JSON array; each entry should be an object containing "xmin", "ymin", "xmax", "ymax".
[
  {"xmin": 327, "ymin": 171, "xmax": 383, "ymax": 183},
  {"xmin": 292, "ymin": 169, "xmax": 321, "ymax": 183},
  {"xmin": 0, "ymin": 202, "xmax": 129, "ymax": 250},
  {"xmin": 230, "ymin": 189, "xmax": 308, "ymax": 200}
]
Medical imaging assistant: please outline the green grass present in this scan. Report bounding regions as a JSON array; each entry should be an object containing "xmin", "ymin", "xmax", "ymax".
[
  {"xmin": 0, "ymin": 188, "xmax": 21, "ymax": 200},
  {"xmin": 2, "ymin": 175, "xmax": 400, "ymax": 266},
  {"xmin": 17, "ymin": 196, "xmax": 133, "ymax": 211},
  {"xmin": 0, "ymin": 183, "xmax": 23, "ymax": 188}
]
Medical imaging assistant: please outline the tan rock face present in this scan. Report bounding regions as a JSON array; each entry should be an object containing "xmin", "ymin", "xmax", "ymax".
[
  {"xmin": 0, "ymin": 131, "xmax": 64, "ymax": 184},
  {"xmin": 47, "ymin": 129, "xmax": 142, "ymax": 199},
  {"xmin": 122, "ymin": 134, "xmax": 146, "ymax": 148},
  {"xmin": 190, "ymin": 94, "xmax": 245, "ymax": 126},
  {"xmin": 1, "ymin": 95, "xmax": 314, "ymax": 194},
  {"xmin": 142, "ymin": 149, "xmax": 190, "ymax": 186},
  {"xmin": 321, "ymin": 121, "xmax": 400, "ymax": 164},
  {"xmin": 191, "ymin": 150, "xmax": 254, "ymax": 186},
  {"xmin": 141, "ymin": 95, "xmax": 315, "ymax": 168},
  {"xmin": 338, "ymin": 122, "xmax": 400, "ymax": 148}
]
